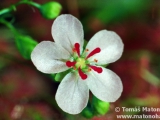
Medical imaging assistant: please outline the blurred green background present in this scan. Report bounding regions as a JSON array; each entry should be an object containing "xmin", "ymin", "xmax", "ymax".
[{"xmin": 0, "ymin": 0, "xmax": 160, "ymax": 120}]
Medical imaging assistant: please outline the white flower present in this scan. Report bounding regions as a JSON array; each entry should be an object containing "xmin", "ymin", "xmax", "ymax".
[{"xmin": 31, "ymin": 14, "xmax": 124, "ymax": 114}]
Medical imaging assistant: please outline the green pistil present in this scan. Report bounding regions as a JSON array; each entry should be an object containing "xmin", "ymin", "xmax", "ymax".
[{"xmin": 75, "ymin": 58, "xmax": 87, "ymax": 69}]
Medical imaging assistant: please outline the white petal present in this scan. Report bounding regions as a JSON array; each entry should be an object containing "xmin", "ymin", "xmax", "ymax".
[
  {"xmin": 86, "ymin": 67, "xmax": 123, "ymax": 102},
  {"xmin": 31, "ymin": 41, "xmax": 70, "ymax": 73},
  {"xmin": 52, "ymin": 14, "xmax": 84, "ymax": 54},
  {"xmin": 55, "ymin": 72, "xmax": 89, "ymax": 114},
  {"xmin": 86, "ymin": 30, "xmax": 124, "ymax": 65}
]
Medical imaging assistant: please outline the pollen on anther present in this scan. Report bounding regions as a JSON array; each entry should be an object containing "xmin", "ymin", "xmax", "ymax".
[
  {"xmin": 88, "ymin": 68, "xmax": 92, "ymax": 72},
  {"xmin": 86, "ymin": 49, "xmax": 89, "ymax": 52},
  {"xmin": 94, "ymin": 59, "xmax": 98, "ymax": 62}
]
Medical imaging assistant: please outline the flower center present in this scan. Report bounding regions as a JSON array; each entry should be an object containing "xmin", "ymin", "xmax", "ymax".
[
  {"xmin": 66, "ymin": 43, "xmax": 103, "ymax": 80},
  {"xmin": 75, "ymin": 58, "xmax": 86, "ymax": 69}
]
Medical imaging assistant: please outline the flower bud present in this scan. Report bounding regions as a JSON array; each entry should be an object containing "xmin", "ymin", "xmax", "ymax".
[
  {"xmin": 54, "ymin": 70, "xmax": 69, "ymax": 82},
  {"xmin": 81, "ymin": 107, "xmax": 94, "ymax": 119},
  {"xmin": 92, "ymin": 96, "xmax": 110, "ymax": 115},
  {"xmin": 40, "ymin": 1, "xmax": 62, "ymax": 19}
]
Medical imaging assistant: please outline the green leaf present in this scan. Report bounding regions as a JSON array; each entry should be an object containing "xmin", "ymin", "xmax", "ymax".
[
  {"xmin": 78, "ymin": 0, "xmax": 151, "ymax": 24},
  {"xmin": 94, "ymin": 0, "xmax": 151, "ymax": 24},
  {"xmin": 141, "ymin": 69, "xmax": 160, "ymax": 87},
  {"xmin": 101, "ymin": 64, "xmax": 108, "ymax": 68},
  {"xmin": 15, "ymin": 35, "xmax": 38, "ymax": 60}
]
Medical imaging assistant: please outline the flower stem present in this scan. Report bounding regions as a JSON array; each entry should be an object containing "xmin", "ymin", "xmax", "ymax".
[
  {"xmin": 0, "ymin": 1, "xmax": 41, "ymax": 16},
  {"xmin": 17, "ymin": 1, "xmax": 41, "ymax": 9},
  {"xmin": 0, "ymin": 5, "xmax": 16, "ymax": 16},
  {"xmin": 0, "ymin": 19, "xmax": 19, "ymax": 35}
]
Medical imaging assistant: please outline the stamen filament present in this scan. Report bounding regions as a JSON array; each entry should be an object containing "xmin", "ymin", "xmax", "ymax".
[
  {"xmin": 89, "ymin": 65, "xmax": 102, "ymax": 73},
  {"xmin": 66, "ymin": 61, "xmax": 76, "ymax": 67},
  {"xmin": 78, "ymin": 68, "xmax": 87, "ymax": 80},
  {"xmin": 66, "ymin": 44, "xmax": 103, "ymax": 80},
  {"xmin": 74, "ymin": 43, "xmax": 80, "ymax": 57},
  {"xmin": 86, "ymin": 47, "xmax": 101, "ymax": 59}
]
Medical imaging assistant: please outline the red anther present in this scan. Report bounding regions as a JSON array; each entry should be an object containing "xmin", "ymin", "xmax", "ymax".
[
  {"xmin": 78, "ymin": 68, "xmax": 87, "ymax": 80},
  {"xmin": 89, "ymin": 65, "xmax": 102, "ymax": 73},
  {"xmin": 86, "ymin": 47, "xmax": 101, "ymax": 59},
  {"xmin": 74, "ymin": 43, "xmax": 80, "ymax": 56},
  {"xmin": 66, "ymin": 61, "xmax": 76, "ymax": 67}
]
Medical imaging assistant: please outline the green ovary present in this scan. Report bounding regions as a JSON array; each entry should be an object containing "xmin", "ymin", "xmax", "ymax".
[{"xmin": 75, "ymin": 58, "xmax": 87, "ymax": 69}]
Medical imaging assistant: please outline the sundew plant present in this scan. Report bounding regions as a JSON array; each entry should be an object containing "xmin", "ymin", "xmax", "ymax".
[
  {"xmin": 0, "ymin": 0, "xmax": 160, "ymax": 120},
  {"xmin": 31, "ymin": 14, "xmax": 124, "ymax": 114}
]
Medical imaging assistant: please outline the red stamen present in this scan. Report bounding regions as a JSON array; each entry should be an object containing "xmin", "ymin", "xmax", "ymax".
[
  {"xmin": 74, "ymin": 43, "xmax": 80, "ymax": 56},
  {"xmin": 89, "ymin": 65, "xmax": 102, "ymax": 73},
  {"xmin": 78, "ymin": 68, "xmax": 87, "ymax": 80},
  {"xmin": 86, "ymin": 47, "xmax": 101, "ymax": 59},
  {"xmin": 66, "ymin": 61, "xmax": 76, "ymax": 67}
]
